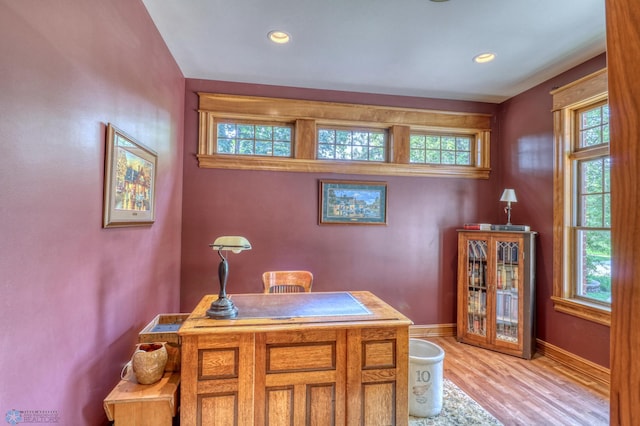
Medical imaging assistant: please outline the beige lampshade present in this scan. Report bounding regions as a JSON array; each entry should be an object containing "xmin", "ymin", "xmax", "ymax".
[
  {"xmin": 210, "ymin": 236, "xmax": 252, "ymax": 254},
  {"xmin": 500, "ymin": 189, "xmax": 517, "ymax": 203}
]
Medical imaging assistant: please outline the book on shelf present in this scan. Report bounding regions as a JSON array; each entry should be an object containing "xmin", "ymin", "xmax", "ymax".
[
  {"xmin": 463, "ymin": 223, "xmax": 492, "ymax": 230},
  {"xmin": 490, "ymin": 224, "xmax": 531, "ymax": 232}
]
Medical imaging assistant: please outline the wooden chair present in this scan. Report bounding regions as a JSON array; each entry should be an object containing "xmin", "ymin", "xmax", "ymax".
[{"xmin": 262, "ymin": 271, "xmax": 313, "ymax": 293}]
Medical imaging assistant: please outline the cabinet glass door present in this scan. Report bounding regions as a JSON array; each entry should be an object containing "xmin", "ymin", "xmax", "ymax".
[
  {"xmin": 466, "ymin": 239, "xmax": 488, "ymax": 337},
  {"xmin": 494, "ymin": 240, "xmax": 520, "ymax": 344}
]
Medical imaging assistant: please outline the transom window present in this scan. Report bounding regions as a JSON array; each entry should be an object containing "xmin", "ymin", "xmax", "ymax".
[
  {"xmin": 198, "ymin": 93, "xmax": 492, "ymax": 178},
  {"xmin": 409, "ymin": 133, "xmax": 472, "ymax": 165},
  {"xmin": 317, "ymin": 127, "xmax": 386, "ymax": 162},
  {"xmin": 216, "ymin": 121, "xmax": 293, "ymax": 157}
]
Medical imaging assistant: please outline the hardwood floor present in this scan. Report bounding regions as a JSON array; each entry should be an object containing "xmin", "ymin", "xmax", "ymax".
[{"xmin": 424, "ymin": 337, "xmax": 609, "ymax": 426}]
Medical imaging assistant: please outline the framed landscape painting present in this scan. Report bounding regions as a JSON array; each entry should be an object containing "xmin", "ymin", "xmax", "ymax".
[
  {"xmin": 319, "ymin": 180, "xmax": 387, "ymax": 225},
  {"xmin": 103, "ymin": 123, "xmax": 157, "ymax": 228}
]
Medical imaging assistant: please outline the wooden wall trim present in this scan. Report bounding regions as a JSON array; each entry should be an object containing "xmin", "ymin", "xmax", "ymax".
[
  {"xmin": 409, "ymin": 324, "xmax": 456, "ymax": 338},
  {"xmin": 606, "ymin": 0, "xmax": 640, "ymax": 423},
  {"xmin": 412, "ymin": 324, "xmax": 610, "ymax": 389},
  {"xmin": 536, "ymin": 339, "xmax": 610, "ymax": 388},
  {"xmin": 198, "ymin": 93, "xmax": 492, "ymax": 130}
]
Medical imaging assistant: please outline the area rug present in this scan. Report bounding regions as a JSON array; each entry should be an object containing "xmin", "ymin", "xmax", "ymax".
[{"xmin": 409, "ymin": 378, "xmax": 502, "ymax": 425}]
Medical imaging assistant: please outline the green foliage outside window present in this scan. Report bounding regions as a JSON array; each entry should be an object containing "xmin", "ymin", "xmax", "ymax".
[
  {"xmin": 317, "ymin": 128, "xmax": 386, "ymax": 161},
  {"xmin": 217, "ymin": 122, "xmax": 292, "ymax": 157},
  {"xmin": 576, "ymin": 104, "xmax": 611, "ymax": 304},
  {"xmin": 409, "ymin": 134, "xmax": 472, "ymax": 165}
]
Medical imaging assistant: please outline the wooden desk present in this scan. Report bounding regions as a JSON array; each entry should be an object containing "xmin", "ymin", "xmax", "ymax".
[
  {"xmin": 179, "ymin": 291, "xmax": 412, "ymax": 425},
  {"xmin": 103, "ymin": 371, "xmax": 179, "ymax": 426}
]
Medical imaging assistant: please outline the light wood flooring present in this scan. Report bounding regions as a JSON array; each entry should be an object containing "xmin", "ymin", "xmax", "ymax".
[{"xmin": 425, "ymin": 337, "xmax": 609, "ymax": 426}]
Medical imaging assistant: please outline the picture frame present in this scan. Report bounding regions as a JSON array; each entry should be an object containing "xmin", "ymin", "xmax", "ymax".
[
  {"xmin": 103, "ymin": 123, "xmax": 157, "ymax": 228},
  {"xmin": 319, "ymin": 180, "xmax": 388, "ymax": 225}
]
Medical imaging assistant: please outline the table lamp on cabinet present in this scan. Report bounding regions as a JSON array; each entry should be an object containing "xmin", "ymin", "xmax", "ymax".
[
  {"xmin": 500, "ymin": 189, "xmax": 517, "ymax": 225},
  {"xmin": 207, "ymin": 236, "xmax": 251, "ymax": 319}
]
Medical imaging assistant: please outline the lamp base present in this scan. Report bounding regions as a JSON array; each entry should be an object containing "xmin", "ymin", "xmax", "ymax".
[{"xmin": 206, "ymin": 296, "xmax": 238, "ymax": 319}]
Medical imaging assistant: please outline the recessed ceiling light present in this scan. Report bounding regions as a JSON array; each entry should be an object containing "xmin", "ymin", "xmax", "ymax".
[
  {"xmin": 473, "ymin": 53, "xmax": 496, "ymax": 64},
  {"xmin": 430, "ymin": 0, "xmax": 450, "ymax": 2},
  {"xmin": 268, "ymin": 30, "xmax": 291, "ymax": 44}
]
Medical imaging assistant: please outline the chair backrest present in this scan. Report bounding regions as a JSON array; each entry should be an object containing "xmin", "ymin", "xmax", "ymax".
[{"xmin": 262, "ymin": 271, "xmax": 313, "ymax": 293}]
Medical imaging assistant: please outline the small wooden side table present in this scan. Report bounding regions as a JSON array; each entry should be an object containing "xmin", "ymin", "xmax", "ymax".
[{"xmin": 104, "ymin": 371, "xmax": 180, "ymax": 426}]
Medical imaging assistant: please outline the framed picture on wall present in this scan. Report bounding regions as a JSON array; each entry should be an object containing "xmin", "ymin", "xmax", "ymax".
[
  {"xmin": 319, "ymin": 180, "xmax": 388, "ymax": 225},
  {"xmin": 103, "ymin": 123, "xmax": 157, "ymax": 228}
]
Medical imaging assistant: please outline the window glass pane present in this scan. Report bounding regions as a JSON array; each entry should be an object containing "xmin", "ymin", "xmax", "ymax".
[
  {"xmin": 426, "ymin": 136, "xmax": 440, "ymax": 149},
  {"xmin": 370, "ymin": 147, "xmax": 385, "ymax": 161},
  {"xmin": 581, "ymin": 128, "xmax": 603, "ymax": 147},
  {"xmin": 578, "ymin": 157, "xmax": 609, "ymax": 228},
  {"xmin": 581, "ymin": 159, "xmax": 603, "ymax": 193},
  {"xmin": 273, "ymin": 142, "xmax": 290, "ymax": 157},
  {"xmin": 410, "ymin": 133, "xmax": 472, "ymax": 165},
  {"xmin": 425, "ymin": 150, "xmax": 441, "ymax": 164},
  {"xmin": 353, "ymin": 132, "xmax": 368, "ymax": 146},
  {"xmin": 239, "ymin": 140, "xmax": 254, "ymax": 155},
  {"xmin": 218, "ymin": 139, "xmax": 236, "ymax": 154},
  {"xmin": 457, "ymin": 152, "xmax": 470, "ymax": 165},
  {"xmin": 410, "ymin": 135, "xmax": 426, "ymax": 149},
  {"xmin": 456, "ymin": 137, "xmax": 470, "ymax": 151},
  {"xmin": 582, "ymin": 194, "xmax": 604, "ymax": 227},
  {"xmin": 370, "ymin": 133, "xmax": 385, "ymax": 147},
  {"xmin": 581, "ymin": 108, "xmax": 602, "ymax": 128},
  {"xmin": 579, "ymin": 105, "xmax": 608, "ymax": 148},
  {"xmin": 255, "ymin": 141, "xmax": 272, "ymax": 155},
  {"xmin": 335, "ymin": 145, "xmax": 351, "ymax": 160},
  {"xmin": 410, "ymin": 150, "xmax": 425, "ymax": 163},
  {"xmin": 441, "ymin": 151, "xmax": 456, "ymax": 164},
  {"xmin": 274, "ymin": 127, "xmax": 291, "ymax": 141},
  {"xmin": 317, "ymin": 127, "xmax": 387, "ymax": 162},
  {"xmin": 604, "ymin": 193, "xmax": 611, "ymax": 227},
  {"xmin": 336, "ymin": 131, "xmax": 351, "ymax": 145},
  {"xmin": 317, "ymin": 144, "xmax": 335, "ymax": 159},
  {"xmin": 238, "ymin": 125, "xmax": 254, "ymax": 139},
  {"xmin": 352, "ymin": 146, "xmax": 367, "ymax": 160},
  {"xmin": 318, "ymin": 129, "xmax": 335, "ymax": 144},
  {"xmin": 216, "ymin": 121, "xmax": 292, "ymax": 157},
  {"xmin": 575, "ymin": 230, "xmax": 611, "ymax": 303},
  {"xmin": 442, "ymin": 136, "xmax": 456, "ymax": 151},
  {"xmin": 255, "ymin": 126, "xmax": 272, "ymax": 140},
  {"xmin": 218, "ymin": 123, "xmax": 237, "ymax": 138}
]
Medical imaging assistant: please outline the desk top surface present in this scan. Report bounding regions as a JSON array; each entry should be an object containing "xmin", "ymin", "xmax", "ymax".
[{"xmin": 179, "ymin": 291, "xmax": 412, "ymax": 335}]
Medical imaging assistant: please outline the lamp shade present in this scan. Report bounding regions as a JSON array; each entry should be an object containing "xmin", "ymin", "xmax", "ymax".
[
  {"xmin": 500, "ymin": 189, "xmax": 517, "ymax": 203},
  {"xmin": 210, "ymin": 236, "xmax": 252, "ymax": 254}
]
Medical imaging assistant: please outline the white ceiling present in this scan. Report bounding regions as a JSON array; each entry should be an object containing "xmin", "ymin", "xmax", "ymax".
[{"xmin": 142, "ymin": 0, "xmax": 606, "ymax": 103}]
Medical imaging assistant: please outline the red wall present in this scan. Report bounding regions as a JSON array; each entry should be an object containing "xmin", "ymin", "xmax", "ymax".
[
  {"xmin": 0, "ymin": 1, "xmax": 184, "ymax": 424},
  {"xmin": 180, "ymin": 79, "xmax": 500, "ymax": 325},
  {"xmin": 497, "ymin": 53, "xmax": 610, "ymax": 367}
]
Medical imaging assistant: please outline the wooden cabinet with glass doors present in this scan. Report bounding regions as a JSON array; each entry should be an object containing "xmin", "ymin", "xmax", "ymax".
[{"xmin": 456, "ymin": 230, "xmax": 536, "ymax": 359}]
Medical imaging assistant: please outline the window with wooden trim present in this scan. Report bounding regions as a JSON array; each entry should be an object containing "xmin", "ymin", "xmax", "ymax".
[
  {"xmin": 409, "ymin": 133, "xmax": 473, "ymax": 165},
  {"xmin": 216, "ymin": 120, "xmax": 294, "ymax": 157},
  {"xmin": 551, "ymin": 68, "xmax": 611, "ymax": 326},
  {"xmin": 317, "ymin": 127, "xmax": 387, "ymax": 162},
  {"xmin": 197, "ymin": 93, "xmax": 492, "ymax": 179}
]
